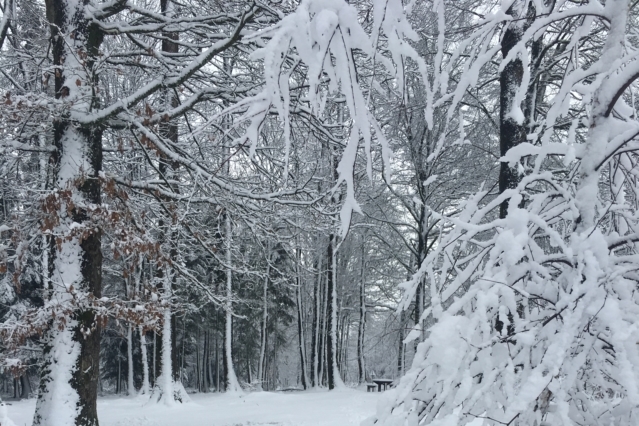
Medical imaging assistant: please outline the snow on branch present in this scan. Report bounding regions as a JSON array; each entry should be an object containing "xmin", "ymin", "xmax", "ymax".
[{"xmin": 243, "ymin": 0, "xmax": 420, "ymax": 237}]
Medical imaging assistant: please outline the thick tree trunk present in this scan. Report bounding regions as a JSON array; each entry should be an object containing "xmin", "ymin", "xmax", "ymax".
[
  {"xmin": 20, "ymin": 373, "xmax": 31, "ymax": 399},
  {"xmin": 152, "ymin": 0, "xmax": 181, "ymax": 402},
  {"xmin": 156, "ymin": 306, "xmax": 174, "ymax": 405},
  {"xmin": 34, "ymin": 2, "xmax": 104, "ymax": 425}
]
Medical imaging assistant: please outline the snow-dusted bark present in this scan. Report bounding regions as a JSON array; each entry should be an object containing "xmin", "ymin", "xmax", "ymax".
[
  {"xmin": 34, "ymin": 1, "xmax": 104, "ymax": 425},
  {"xmin": 139, "ymin": 326, "xmax": 150, "ymax": 396},
  {"xmin": 357, "ymin": 245, "xmax": 366, "ymax": 384},
  {"xmin": 311, "ymin": 255, "xmax": 322, "ymax": 387},
  {"xmin": 257, "ymin": 261, "xmax": 270, "ymax": 390},
  {"xmin": 499, "ymin": 0, "xmax": 529, "ymax": 219},
  {"xmin": 35, "ymin": 320, "xmax": 82, "ymax": 426},
  {"xmin": 295, "ymin": 247, "xmax": 310, "ymax": 390},
  {"xmin": 156, "ymin": 307, "xmax": 174, "ymax": 406},
  {"xmin": 224, "ymin": 214, "xmax": 241, "ymax": 393},
  {"xmin": 326, "ymin": 236, "xmax": 344, "ymax": 389}
]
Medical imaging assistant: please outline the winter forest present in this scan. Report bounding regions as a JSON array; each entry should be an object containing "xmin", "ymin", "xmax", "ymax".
[{"xmin": 1, "ymin": 0, "xmax": 639, "ymax": 425}]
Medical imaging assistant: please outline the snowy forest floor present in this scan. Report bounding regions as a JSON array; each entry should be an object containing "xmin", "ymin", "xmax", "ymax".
[{"xmin": 5, "ymin": 388, "xmax": 379, "ymax": 426}]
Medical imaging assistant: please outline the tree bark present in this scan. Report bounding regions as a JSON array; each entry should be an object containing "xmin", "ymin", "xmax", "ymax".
[
  {"xmin": 224, "ymin": 214, "xmax": 241, "ymax": 392},
  {"xmin": 295, "ymin": 247, "xmax": 309, "ymax": 389},
  {"xmin": 326, "ymin": 235, "xmax": 342, "ymax": 389},
  {"xmin": 127, "ymin": 325, "xmax": 135, "ymax": 396},
  {"xmin": 153, "ymin": 0, "xmax": 181, "ymax": 400},
  {"xmin": 258, "ymin": 260, "xmax": 270, "ymax": 389},
  {"xmin": 311, "ymin": 254, "xmax": 322, "ymax": 387},
  {"xmin": 397, "ymin": 310, "xmax": 406, "ymax": 377},
  {"xmin": 34, "ymin": 1, "xmax": 104, "ymax": 425},
  {"xmin": 139, "ymin": 326, "xmax": 150, "ymax": 395},
  {"xmin": 157, "ymin": 306, "xmax": 174, "ymax": 405},
  {"xmin": 499, "ymin": 1, "xmax": 528, "ymax": 219},
  {"xmin": 357, "ymin": 245, "xmax": 366, "ymax": 384},
  {"xmin": 20, "ymin": 373, "xmax": 31, "ymax": 399}
]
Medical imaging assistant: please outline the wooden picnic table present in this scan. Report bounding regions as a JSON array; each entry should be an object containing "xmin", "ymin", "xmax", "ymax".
[{"xmin": 372, "ymin": 378, "xmax": 394, "ymax": 392}]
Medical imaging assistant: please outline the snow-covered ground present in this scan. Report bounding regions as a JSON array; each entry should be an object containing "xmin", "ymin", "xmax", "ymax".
[{"xmin": 5, "ymin": 388, "xmax": 380, "ymax": 426}]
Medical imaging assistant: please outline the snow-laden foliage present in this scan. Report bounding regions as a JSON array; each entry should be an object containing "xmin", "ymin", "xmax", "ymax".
[
  {"xmin": 243, "ymin": 0, "xmax": 420, "ymax": 237},
  {"xmin": 373, "ymin": 0, "xmax": 639, "ymax": 425}
]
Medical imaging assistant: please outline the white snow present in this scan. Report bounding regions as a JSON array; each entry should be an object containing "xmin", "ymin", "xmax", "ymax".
[
  {"xmin": 153, "ymin": 307, "xmax": 174, "ymax": 406},
  {"xmin": 32, "ymin": 325, "xmax": 81, "ymax": 426},
  {"xmin": 0, "ymin": 400, "xmax": 17, "ymax": 426},
  {"xmin": 6, "ymin": 389, "xmax": 379, "ymax": 426}
]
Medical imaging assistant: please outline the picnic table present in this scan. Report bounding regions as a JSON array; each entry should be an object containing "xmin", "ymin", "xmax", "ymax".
[{"xmin": 372, "ymin": 378, "xmax": 394, "ymax": 392}]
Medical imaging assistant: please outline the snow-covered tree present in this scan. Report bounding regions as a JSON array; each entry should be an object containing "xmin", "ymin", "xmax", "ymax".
[{"xmin": 373, "ymin": 1, "xmax": 639, "ymax": 425}]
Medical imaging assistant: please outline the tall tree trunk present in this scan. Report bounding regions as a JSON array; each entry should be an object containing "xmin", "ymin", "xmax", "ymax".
[
  {"xmin": 247, "ymin": 358, "xmax": 252, "ymax": 386},
  {"xmin": 499, "ymin": 1, "xmax": 528, "ymax": 219},
  {"xmin": 136, "ymin": 261, "xmax": 150, "ymax": 395},
  {"xmin": 311, "ymin": 255, "xmax": 322, "ymax": 387},
  {"xmin": 153, "ymin": 0, "xmax": 181, "ymax": 403},
  {"xmin": 196, "ymin": 327, "xmax": 201, "ymax": 392},
  {"xmin": 258, "ymin": 261, "xmax": 270, "ymax": 389},
  {"xmin": 357, "ymin": 244, "xmax": 366, "ymax": 384},
  {"xmin": 319, "ymin": 255, "xmax": 328, "ymax": 386},
  {"xmin": 34, "ymin": 2, "xmax": 104, "ymax": 425},
  {"xmin": 496, "ymin": 1, "xmax": 536, "ymax": 340},
  {"xmin": 139, "ymin": 326, "xmax": 150, "ymax": 395},
  {"xmin": 336, "ymin": 298, "xmax": 343, "ymax": 371},
  {"xmin": 397, "ymin": 310, "xmax": 406, "ymax": 377},
  {"xmin": 202, "ymin": 330, "xmax": 209, "ymax": 392},
  {"xmin": 208, "ymin": 330, "xmax": 214, "ymax": 391},
  {"xmin": 127, "ymin": 325, "xmax": 135, "ymax": 396},
  {"xmin": 295, "ymin": 247, "xmax": 309, "ymax": 389},
  {"xmin": 414, "ymin": 203, "xmax": 429, "ymax": 343},
  {"xmin": 224, "ymin": 214, "xmax": 241, "ymax": 392},
  {"xmin": 180, "ymin": 317, "xmax": 186, "ymax": 384},
  {"xmin": 152, "ymin": 332, "xmax": 157, "ymax": 388},
  {"xmin": 157, "ymin": 304, "xmax": 174, "ymax": 405},
  {"xmin": 20, "ymin": 373, "xmax": 31, "ymax": 399},
  {"xmin": 340, "ymin": 315, "xmax": 350, "ymax": 379},
  {"xmin": 326, "ymin": 235, "xmax": 342, "ymax": 389},
  {"xmin": 215, "ymin": 327, "xmax": 220, "ymax": 392}
]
